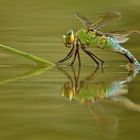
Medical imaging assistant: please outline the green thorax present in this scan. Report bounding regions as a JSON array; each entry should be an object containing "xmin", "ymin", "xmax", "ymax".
[{"xmin": 76, "ymin": 29, "xmax": 108, "ymax": 48}]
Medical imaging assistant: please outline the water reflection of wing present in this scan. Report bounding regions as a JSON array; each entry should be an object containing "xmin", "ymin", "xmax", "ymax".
[
  {"xmin": 110, "ymin": 96, "xmax": 140, "ymax": 112},
  {"xmin": 88, "ymin": 102, "xmax": 119, "ymax": 135}
]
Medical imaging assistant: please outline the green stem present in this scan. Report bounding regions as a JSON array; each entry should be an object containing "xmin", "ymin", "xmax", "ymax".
[{"xmin": 0, "ymin": 44, "xmax": 55, "ymax": 66}]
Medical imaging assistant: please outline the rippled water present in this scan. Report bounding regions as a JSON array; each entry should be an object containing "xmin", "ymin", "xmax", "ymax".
[{"xmin": 0, "ymin": 0, "xmax": 140, "ymax": 140}]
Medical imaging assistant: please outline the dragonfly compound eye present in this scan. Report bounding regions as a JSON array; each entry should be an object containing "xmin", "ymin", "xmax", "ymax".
[{"xmin": 66, "ymin": 30, "xmax": 75, "ymax": 44}]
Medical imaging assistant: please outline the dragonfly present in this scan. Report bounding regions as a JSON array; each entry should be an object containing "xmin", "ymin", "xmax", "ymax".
[{"xmin": 57, "ymin": 11, "xmax": 140, "ymax": 67}]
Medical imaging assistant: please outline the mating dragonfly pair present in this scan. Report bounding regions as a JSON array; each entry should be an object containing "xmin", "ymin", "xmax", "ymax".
[{"xmin": 57, "ymin": 11, "xmax": 140, "ymax": 67}]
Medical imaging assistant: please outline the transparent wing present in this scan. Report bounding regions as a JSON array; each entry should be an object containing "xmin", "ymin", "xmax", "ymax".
[
  {"xmin": 76, "ymin": 11, "xmax": 121, "ymax": 31},
  {"xmin": 92, "ymin": 11, "xmax": 121, "ymax": 30},
  {"xmin": 76, "ymin": 12, "xmax": 140, "ymax": 44},
  {"xmin": 76, "ymin": 12, "xmax": 93, "ymax": 29},
  {"xmin": 106, "ymin": 30, "xmax": 140, "ymax": 43}
]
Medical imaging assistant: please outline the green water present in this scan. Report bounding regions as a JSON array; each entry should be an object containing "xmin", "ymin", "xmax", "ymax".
[{"xmin": 0, "ymin": 0, "xmax": 140, "ymax": 140}]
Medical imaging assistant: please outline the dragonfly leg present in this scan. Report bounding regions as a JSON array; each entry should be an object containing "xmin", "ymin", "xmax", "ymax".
[
  {"xmin": 56, "ymin": 47, "xmax": 74, "ymax": 64},
  {"xmin": 81, "ymin": 47, "xmax": 99, "ymax": 66},
  {"xmin": 86, "ymin": 49, "xmax": 104, "ymax": 66},
  {"xmin": 70, "ymin": 47, "xmax": 78, "ymax": 66},
  {"xmin": 77, "ymin": 48, "xmax": 81, "ymax": 67}
]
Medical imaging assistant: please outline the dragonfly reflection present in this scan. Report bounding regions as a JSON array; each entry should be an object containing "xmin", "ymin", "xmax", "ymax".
[{"xmin": 58, "ymin": 66, "xmax": 140, "ymax": 134}]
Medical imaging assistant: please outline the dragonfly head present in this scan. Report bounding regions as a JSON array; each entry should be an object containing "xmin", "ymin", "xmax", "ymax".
[{"xmin": 63, "ymin": 30, "xmax": 75, "ymax": 48}]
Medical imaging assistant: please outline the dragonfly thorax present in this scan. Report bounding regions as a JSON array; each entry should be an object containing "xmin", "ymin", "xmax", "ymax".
[{"xmin": 76, "ymin": 29, "xmax": 98, "ymax": 46}]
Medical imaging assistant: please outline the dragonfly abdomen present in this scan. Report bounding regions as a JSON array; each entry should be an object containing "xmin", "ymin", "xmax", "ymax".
[{"xmin": 107, "ymin": 38, "xmax": 140, "ymax": 66}]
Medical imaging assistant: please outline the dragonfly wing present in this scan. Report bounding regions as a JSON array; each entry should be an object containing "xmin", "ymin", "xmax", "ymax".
[
  {"xmin": 108, "ymin": 30, "xmax": 140, "ymax": 37},
  {"xmin": 113, "ymin": 36, "xmax": 129, "ymax": 44},
  {"xmin": 106, "ymin": 30, "xmax": 140, "ymax": 43},
  {"xmin": 76, "ymin": 13, "xmax": 94, "ymax": 30},
  {"xmin": 95, "ymin": 30, "xmax": 129, "ymax": 43},
  {"xmin": 92, "ymin": 11, "xmax": 121, "ymax": 30}
]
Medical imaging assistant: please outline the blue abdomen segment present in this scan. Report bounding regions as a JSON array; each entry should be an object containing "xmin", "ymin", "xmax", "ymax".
[
  {"xmin": 107, "ymin": 37, "xmax": 140, "ymax": 66},
  {"xmin": 106, "ymin": 37, "xmax": 121, "ymax": 50}
]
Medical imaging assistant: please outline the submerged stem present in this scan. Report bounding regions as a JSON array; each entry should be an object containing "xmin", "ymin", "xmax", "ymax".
[{"xmin": 0, "ymin": 44, "xmax": 55, "ymax": 66}]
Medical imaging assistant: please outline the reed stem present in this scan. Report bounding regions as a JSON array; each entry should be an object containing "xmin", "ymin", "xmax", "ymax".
[{"xmin": 0, "ymin": 44, "xmax": 55, "ymax": 66}]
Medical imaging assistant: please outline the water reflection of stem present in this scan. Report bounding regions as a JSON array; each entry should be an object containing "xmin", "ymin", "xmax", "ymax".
[
  {"xmin": 0, "ymin": 44, "xmax": 55, "ymax": 66},
  {"xmin": 0, "ymin": 66, "xmax": 51, "ymax": 85}
]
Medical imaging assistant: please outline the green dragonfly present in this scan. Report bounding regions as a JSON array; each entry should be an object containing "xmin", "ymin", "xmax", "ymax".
[{"xmin": 57, "ymin": 11, "xmax": 140, "ymax": 67}]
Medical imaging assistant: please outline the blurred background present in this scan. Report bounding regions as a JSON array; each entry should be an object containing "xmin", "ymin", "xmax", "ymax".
[{"xmin": 0, "ymin": 0, "xmax": 140, "ymax": 140}]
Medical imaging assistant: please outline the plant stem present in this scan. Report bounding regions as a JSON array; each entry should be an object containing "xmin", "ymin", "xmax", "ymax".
[{"xmin": 0, "ymin": 44, "xmax": 55, "ymax": 66}]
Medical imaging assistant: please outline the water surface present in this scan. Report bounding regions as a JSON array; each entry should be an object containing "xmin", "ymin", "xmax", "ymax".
[{"xmin": 0, "ymin": 0, "xmax": 140, "ymax": 140}]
